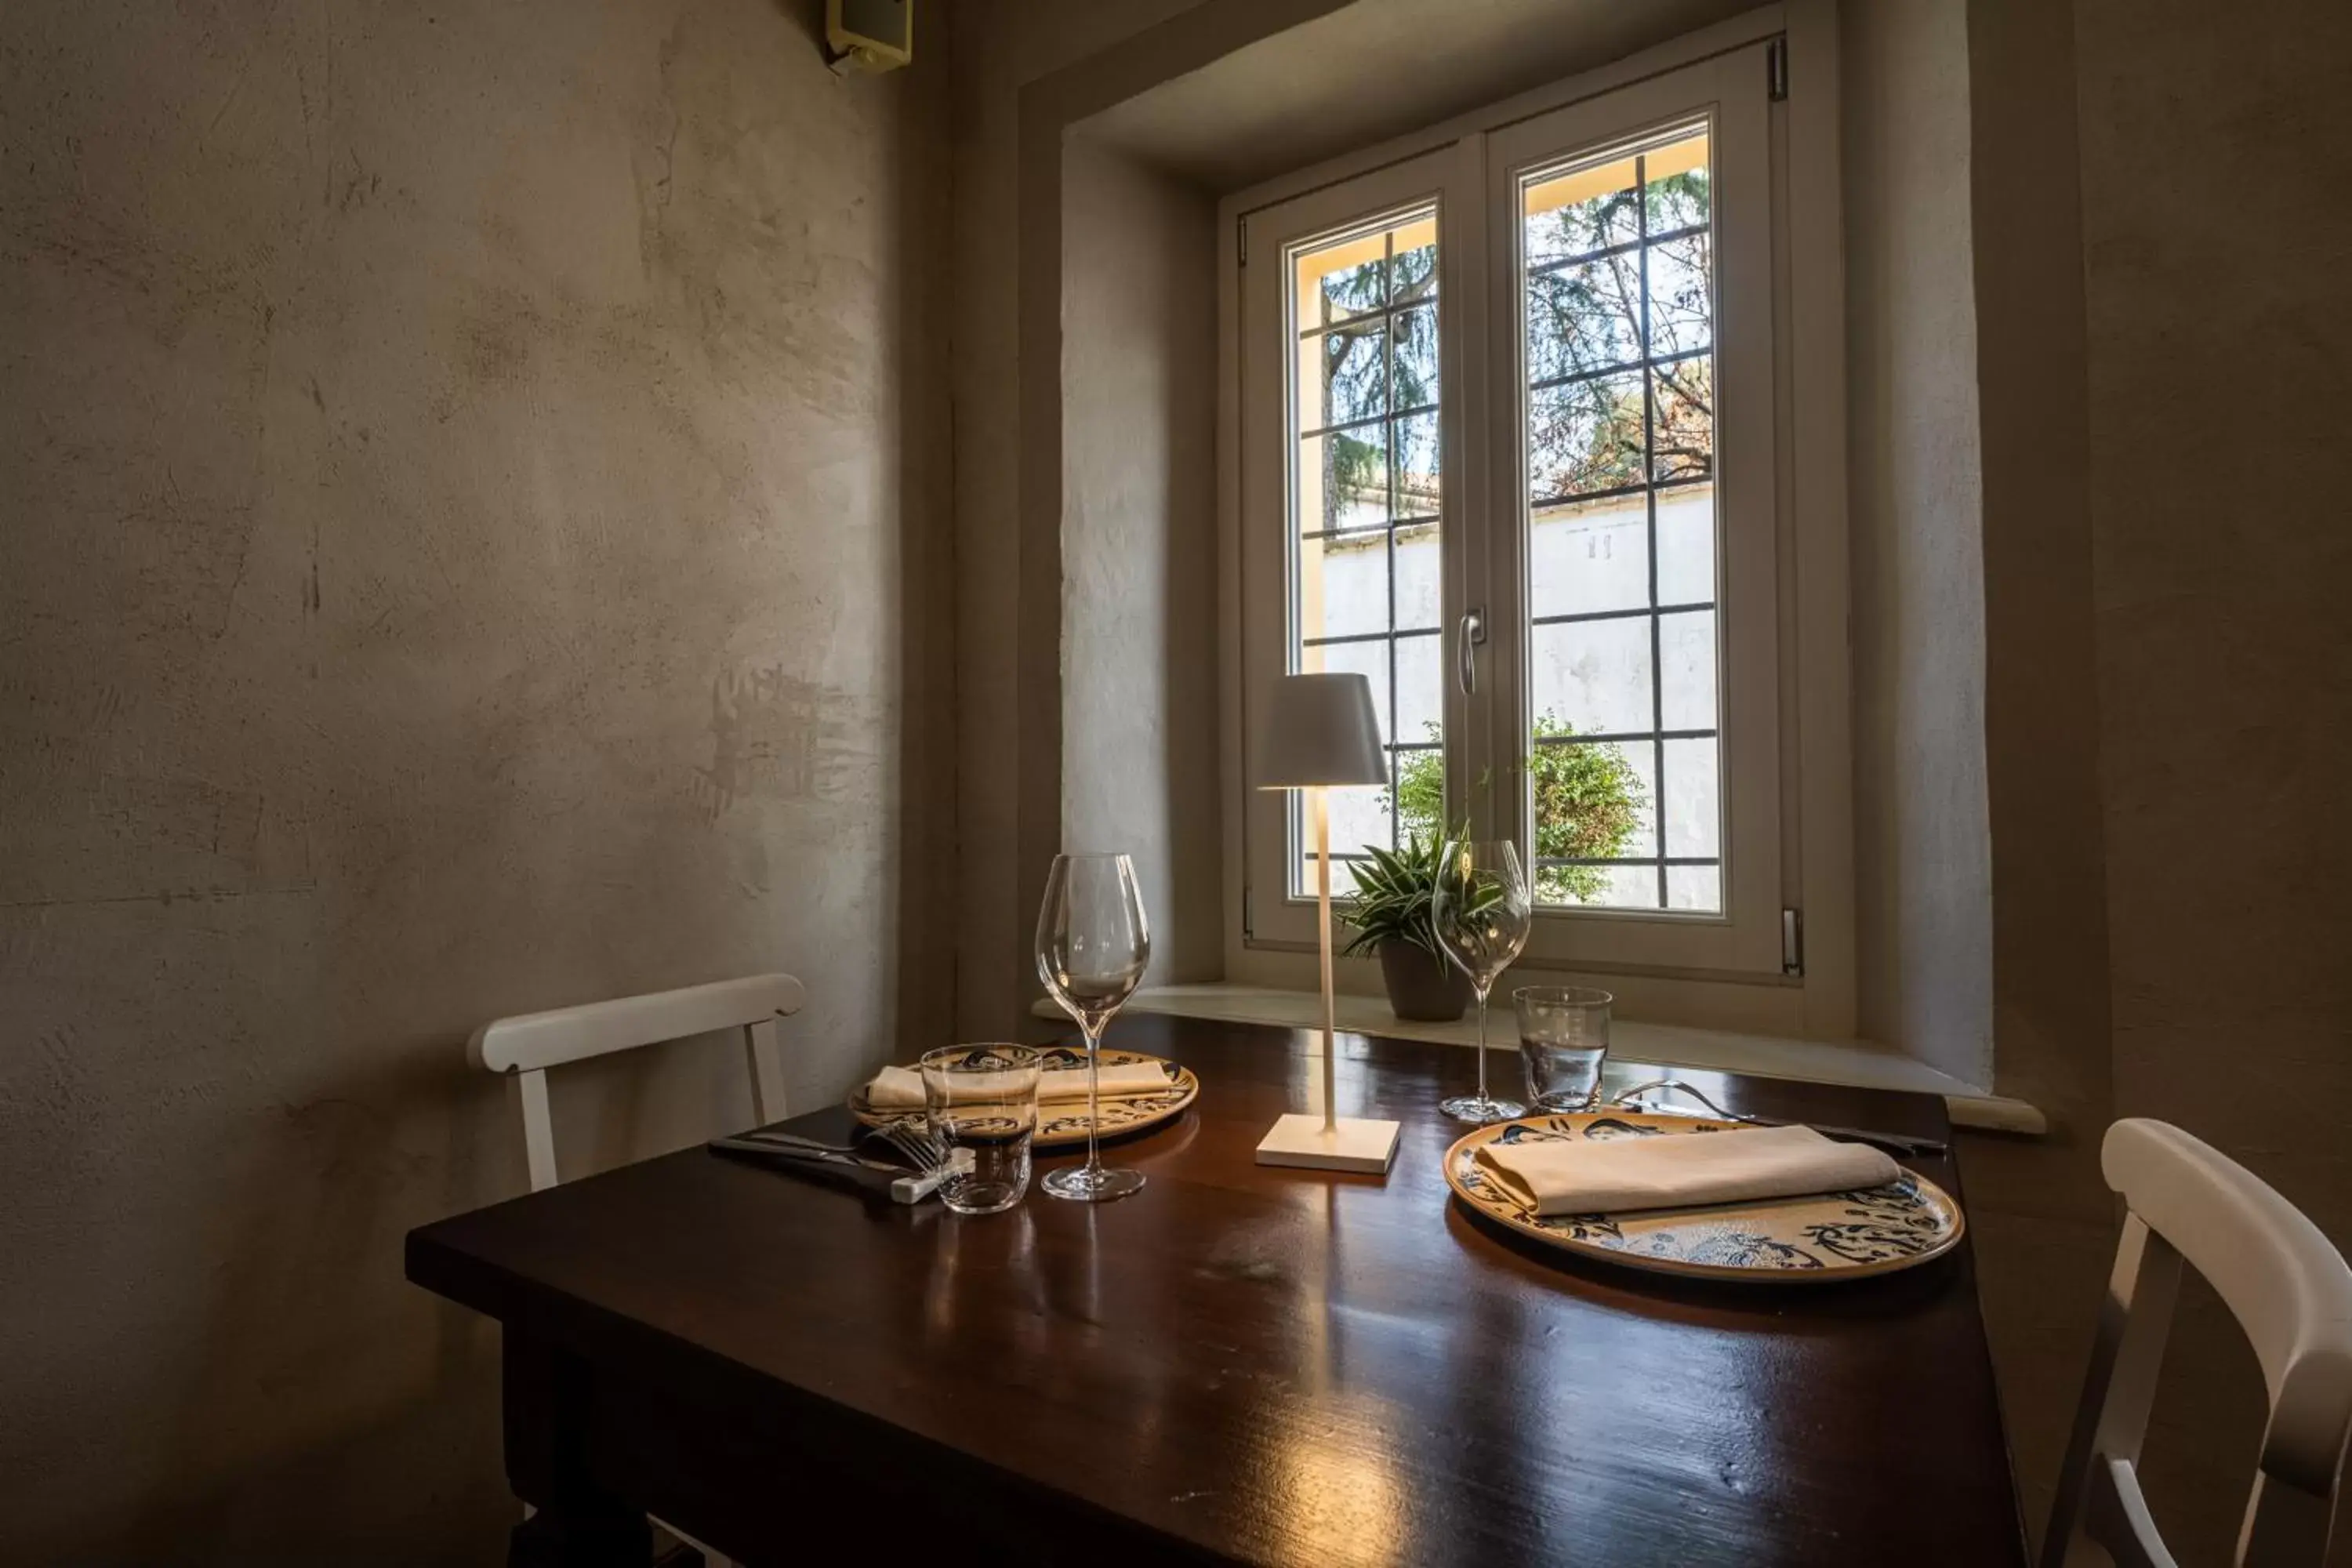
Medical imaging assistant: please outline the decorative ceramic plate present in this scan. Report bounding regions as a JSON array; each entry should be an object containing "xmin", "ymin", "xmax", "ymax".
[
  {"xmin": 1443, "ymin": 1112, "xmax": 1965, "ymax": 1283},
  {"xmin": 848, "ymin": 1047, "xmax": 1198, "ymax": 1149}
]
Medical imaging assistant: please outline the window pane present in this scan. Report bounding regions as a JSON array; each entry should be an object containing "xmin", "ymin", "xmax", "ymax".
[
  {"xmin": 1516, "ymin": 120, "xmax": 1723, "ymax": 922},
  {"xmin": 1300, "ymin": 851, "xmax": 1365, "ymax": 898},
  {"xmin": 1298, "ymin": 535, "xmax": 1388, "ymax": 643},
  {"xmin": 1666, "ymin": 865, "xmax": 1720, "ymax": 913},
  {"xmin": 1392, "ymin": 747, "xmax": 1444, "ymax": 846},
  {"xmin": 1646, "ymin": 230, "xmax": 1712, "ymax": 358},
  {"xmin": 1394, "ymin": 522, "xmax": 1442, "ymax": 630},
  {"xmin": 1306, "ymin": 321, "xmax": 1386, "ymax": 429},
  {"xmin": 1555, "ymin": 864, "xmax": 1662, "ymax": 911},
  {"xmin": 1297, "ymin": 430, "xmax": 1387, "ymax": 534},
  {"xmin": 1529, "ymin": 373, "xmax": 1644, "ymax": 500},
  {"xmin": 1526, "ymin": 259, "xmax": 1641, "ymax": 384},
  {"xmin": 1524, "ymin": 153, "xmax": 1639, "ymax": 265},
  {"xmin": 1531, "ymin": 494, "xmax": 1649, "ymax": 619},
  {"xmin": 1659, "ymin": 609, "xmax": 1717, "ymax": 731},
  {"xmin": 1392, "ymin": 307, "xmax": 1439, "ymax": 412},
  {"xmin": 1532, "ymin": 731, "xmax": 1654, "ymax": 908},
  {"xmin": 1301, "ymin": 234, "xmax": 1386, "ymax": 327},
  {"xmin": 1288, "ymin": 206, "xmax": 1443, "ymax": 902},
  {"xmin": 1327, "ymin": 781, "xmax": 1392, "ymax": 860},
  {"xmin": 1388, "ymin": 212, "xmax": 1439, "ymax": 301},
  {"xmin": 1531, "ymin": 617, "xmax": 1653, "ymax": 735},
  {"xmin": 1654, "ymin": 484, "xmax": 1716, "ymax": 605},
  {"xmin": 1393, "ymin": 408, "xmax": 1439, "ymax": 514},
  {"xmin": 1642, "ymin": 129, "xmax": 1711, "ymax": 231},
  {"xmin": 1395, "ymin": 630, "xmax": 1443, "ymax": 746},
  {"xmin": 1651, "ymin": 361, "xmax": 1713, "ymax": 483},
  {"xmin": 1661, "ymin": 737, "xmax": 1720, "ymax": 858}
]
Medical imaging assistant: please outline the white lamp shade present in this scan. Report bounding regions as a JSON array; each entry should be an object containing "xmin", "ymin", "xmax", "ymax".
[{"xmin": 1257, "ymin": 673, "xmax": 1388, "ymax": 789}]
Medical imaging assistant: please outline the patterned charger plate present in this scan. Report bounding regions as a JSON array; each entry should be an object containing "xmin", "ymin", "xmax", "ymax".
[
  {"xmin": 1444, "ymin": 1111, "xmax": 1965, "ymax": 1283},
  {"xmin": 848, "ymin": 1047, "xmax": 1198, "ymax": 1149}
]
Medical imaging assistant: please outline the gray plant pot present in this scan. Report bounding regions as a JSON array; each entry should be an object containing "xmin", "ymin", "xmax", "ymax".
[{"xmin": 1377, "ymin": 938, "xmax": 1472, "ymax": 1022}]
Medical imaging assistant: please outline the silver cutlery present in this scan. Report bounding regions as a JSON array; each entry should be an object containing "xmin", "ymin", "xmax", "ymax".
[
  {"xmin": 713, "ymin": 1124, "xmax": 966, "ymax": 1204},
  {"xmin": 1606, "ymin": 1077, "xmax": 1948, "ymax": 1156}
]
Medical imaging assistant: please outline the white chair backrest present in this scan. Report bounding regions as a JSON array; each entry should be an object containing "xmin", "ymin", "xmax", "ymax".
[
  {"xmin": 470, "ymin": 974, "xmax": 805, "ymax": 1192},
  {"xmin": 2044, "ymin": 1118, "xmax": 2352, "ymax": 1568}
]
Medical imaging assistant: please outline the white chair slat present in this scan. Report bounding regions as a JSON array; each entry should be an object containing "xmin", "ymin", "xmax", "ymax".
[
  {"xmin": 2044, "ymin": 1118, "xmax": 2352, "ymax": 1567},
  {"xmin": 470, "ymin": 973, "xmax": 804, "ymax": 1568},
  {"xmin": 470, "ymin": 974, "xmax": 806, "ymax": 1075},
  {"xmin": 517, "ymin": 1069, "xmax": 560, "ymax": 1194}
]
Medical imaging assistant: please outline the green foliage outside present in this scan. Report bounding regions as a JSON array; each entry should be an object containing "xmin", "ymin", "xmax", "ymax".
[
  {"xmin": 1313, "ymin": 241, "xmax": 1436, "ymax": 524},
  {"xmin": 1391, "ymin": 713, "xmax": 1645, "ymax": 905}
]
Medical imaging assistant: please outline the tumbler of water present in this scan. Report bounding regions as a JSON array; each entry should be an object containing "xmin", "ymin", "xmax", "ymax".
[{"xmin": 1512, "ymin": 986, "xmax": 1613, "ymax": 1112}]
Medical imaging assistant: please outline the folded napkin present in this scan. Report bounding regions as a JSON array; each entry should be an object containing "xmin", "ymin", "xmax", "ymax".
[
  {"xmin": 865, "ymin": 1060, "xmax": 1172, "ymax": 1111},
  {"xmin": 1472, "ymin": 1123, "xmax": 1899, "ymax": 1216}
]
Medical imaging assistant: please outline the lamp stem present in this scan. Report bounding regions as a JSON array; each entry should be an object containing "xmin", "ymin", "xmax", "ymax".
[{"xmin": 1316, "ymin": 786, "xmax": 1337, "ymax": 1133}]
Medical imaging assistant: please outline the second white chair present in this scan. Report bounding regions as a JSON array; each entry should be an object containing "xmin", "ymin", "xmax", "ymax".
[{"xmin": 2044, "ymin": 1117, "xmax": 2352, "ymax": 1567}]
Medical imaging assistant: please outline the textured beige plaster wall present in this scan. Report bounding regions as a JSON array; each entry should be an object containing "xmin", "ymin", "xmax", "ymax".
[
  {"xmin": 1960, "ymin": 0, "xmax": 2352, "ymax": 1554},
  {"xmin": 0, "ymin": 1, "xmax": 952, "ymax": 1559},
  {"xmin": 1842, "ymin": 0, "xmax": 1996, "ymax": 1089},
  {"xmin": 2074, "ymin": 0, "xmax": 2352, "ymax": 1555},
  {"xmin": 948, "ymin": 0, "xmax": 1250, "ymax": 1038},
  {"xmin": 1060, "ymin": 138, "xmax": 1223, "ymax": 982}
]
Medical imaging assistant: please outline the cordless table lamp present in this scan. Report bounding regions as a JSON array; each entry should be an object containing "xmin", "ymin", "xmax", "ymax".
[{"xmin": 1254, "ymin": 672, "xmax": 1403, "ymax": 1174}]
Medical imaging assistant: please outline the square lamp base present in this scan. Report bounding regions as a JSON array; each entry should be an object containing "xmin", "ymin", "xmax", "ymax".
[{"xmin": 1254, "ymin": 1112, "xmax": 1402, "ymax": 1175}]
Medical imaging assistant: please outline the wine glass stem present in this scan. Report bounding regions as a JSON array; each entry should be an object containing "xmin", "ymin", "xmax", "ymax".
[
  {"xmin": 1082, "ymin": 1019, "xmax": 1104, "ymax": 1178},
  {"xmin": 1474, "ymin": 989, "xmax": 1490, "ymax": 1102}
]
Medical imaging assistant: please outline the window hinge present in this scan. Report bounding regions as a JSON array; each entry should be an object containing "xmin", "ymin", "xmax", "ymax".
[
  {"xmin": 1243, "ymin": 884, "xmax": 1255, "ymax": 939},
  {"xmin": 1766, "ymin": 36, "xmax": 1788, "ymax": 101},
  {"xmin": 1781, "ymin": 908, "xmax": 1804, "ymax": 976},
  {"xmin": 1236, "ymin": 220, "xmax": 1247, "ymax": 267}
]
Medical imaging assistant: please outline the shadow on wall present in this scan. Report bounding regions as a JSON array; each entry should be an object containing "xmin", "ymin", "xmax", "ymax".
[
  {"xmin": 71, "ymin": 1022, "xmax": 789, "ymax": 1565},
  {"xmin": 768, "ymin": 0, "xmax": 826, "ymax": 52},
  {"xmin": 86, "ymin": 1044, "xmax": 517, "ymax": 1566},
  {"xmin": 888, "ymin": 0, "xmax": 960, "ymax": 1054}
]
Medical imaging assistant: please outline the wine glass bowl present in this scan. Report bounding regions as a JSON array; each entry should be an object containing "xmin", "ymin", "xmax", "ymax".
[
  {"xmin": 1431, "ymin": 839, "xmax": 1533, "ymax": 1124},
  {"xmin": 1034, "ymin": 852, "xmax": 1152, "ymax": 1202}
]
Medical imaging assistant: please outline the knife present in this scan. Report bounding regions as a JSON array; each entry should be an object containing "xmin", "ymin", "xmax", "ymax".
[{"xmin": 708, "ymin": 1136, "xmax": 956, "ymax": 1205}]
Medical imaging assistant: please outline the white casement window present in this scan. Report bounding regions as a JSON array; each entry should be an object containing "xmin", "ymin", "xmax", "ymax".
[{"xmin": 1234, "ymin": 36, "xmax": 1844, "ymax": 1003}]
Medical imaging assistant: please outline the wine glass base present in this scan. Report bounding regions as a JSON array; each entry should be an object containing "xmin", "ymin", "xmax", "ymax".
[
  {"xmin": 1440, "ymin": 1094, "xmax": 1526, "ymax": 1125},
  {"xmin": 1042, "ymin": 1164, "xmax": 1145, "ymax": 1203}
]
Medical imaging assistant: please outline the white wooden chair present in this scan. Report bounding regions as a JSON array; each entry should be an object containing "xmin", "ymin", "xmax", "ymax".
[
  {"xmin": 470, "ymin": 973, "xmax": 804, "ymax": 1192},
  {"xmin": 470, "ymin": 972, "xmax": 806, "ymax": 1568},
  {"xmin": 2044, "ymin": 1118, "xmax": 2352, "ymax": 1567}
]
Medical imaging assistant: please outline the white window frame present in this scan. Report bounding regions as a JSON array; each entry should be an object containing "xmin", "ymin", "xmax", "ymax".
[
  {"xmin": 1236, "ymin": 143, "xmax": 1484, "ymax": 963},
  {"xmin": 1483, "ymin": 56, "xmax": 1781, "ymax": 976},
  {"xmin": 1218, "ymin": 4, "xmax": 1854, "ymax": 1034}
]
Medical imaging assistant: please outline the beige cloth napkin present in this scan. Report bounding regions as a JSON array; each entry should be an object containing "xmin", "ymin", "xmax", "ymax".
[
  {"xmin": 1472, "ymin": 1123, "xmax": 1898, "ymax": 1216},
  {"xmin": 865, "ymin": 1060, "xmax": 1171, "ymax": 1111}
]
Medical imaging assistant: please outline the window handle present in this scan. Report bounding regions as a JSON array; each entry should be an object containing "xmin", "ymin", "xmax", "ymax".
[{"xmin": 1457, "ymin": 609, "xmax": 1486, "ymax": 696}]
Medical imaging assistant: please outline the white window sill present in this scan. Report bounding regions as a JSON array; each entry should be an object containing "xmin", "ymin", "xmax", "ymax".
[{"xmin": 1034, "ymin": 982, "xmax": 2044, "ymax": 1135}]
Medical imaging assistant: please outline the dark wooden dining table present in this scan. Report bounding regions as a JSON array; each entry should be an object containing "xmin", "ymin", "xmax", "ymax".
[{"xmin": 407, "ymin": 1014, "xmax": 2024, "ymax": 1566}]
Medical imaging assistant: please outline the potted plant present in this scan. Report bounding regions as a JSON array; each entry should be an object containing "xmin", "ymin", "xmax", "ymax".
[
  {"xmin": 1341, "ymin": 830, "xmax": 1474, "ymax": 1022},
  {"xmin": 1353, "ymin": 713, "xmax": 1646, "ymax": 1020}
]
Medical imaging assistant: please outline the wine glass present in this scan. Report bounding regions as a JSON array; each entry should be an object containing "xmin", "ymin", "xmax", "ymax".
[
  {"xmin": 1034, "ymin": 852, "xmax": 1152, "ymax": 1202},
  {"xmin": 1431, "ymin": 839, "xmax": 1533, "ymax": 1123}
]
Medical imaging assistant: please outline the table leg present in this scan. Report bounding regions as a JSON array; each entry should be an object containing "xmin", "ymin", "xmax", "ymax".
[{"xmin": 503, "ymin": 1328, "xmax": 652, "ymax": 1568}]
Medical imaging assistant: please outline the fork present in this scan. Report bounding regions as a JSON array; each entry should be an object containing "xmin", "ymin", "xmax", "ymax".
[
  {"xmin": 740, "ymin": 1122, "xmax": 950, "ymax": 1167},
  {"xmin": 717, "ymin": 1123, "xmax": 964, "ymax": 1203},
  {"xmin": 1606, "ymin": 1077, "xmax": 1947, "ymax": 1156}
]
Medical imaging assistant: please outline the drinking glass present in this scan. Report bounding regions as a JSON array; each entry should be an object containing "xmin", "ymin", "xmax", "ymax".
[
  {"xmin": 1430, "ymin": 839, "xmax": 1533, "ymax": 1123},
  {"xmin": 1512, "ymin": 986, "xmax": 1613, "ymax": 1112},
  {"xmin": 1033, "ymin": 852, "xmax": 1152, "ymax": 1202},
  {"xmin": 920, "ymin": 1044, "xmax": 1043, "ymax": 1214}
]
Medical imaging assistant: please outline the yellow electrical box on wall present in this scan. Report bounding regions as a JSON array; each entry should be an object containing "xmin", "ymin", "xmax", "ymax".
[{"xmin": 827, "ymin": 0, "xmax": 913, "ymax": 74}]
